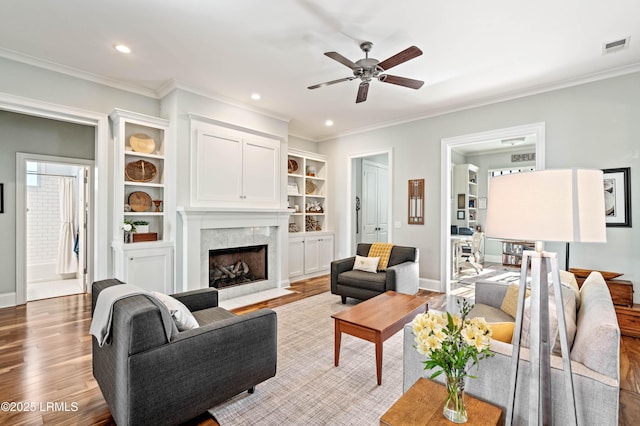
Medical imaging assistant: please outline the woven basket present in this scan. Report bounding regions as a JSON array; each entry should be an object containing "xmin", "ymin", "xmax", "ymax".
[
  {"xmin": 125, "ymin": 160, "xmax": 157, "ymax": 182},
  {"xmin": 128, "ymin": 191, "xmax": 152, "ymax": 212},
  {"xmin": 129, "ymin": 133, "xmax": 155, "ymax": 154}
]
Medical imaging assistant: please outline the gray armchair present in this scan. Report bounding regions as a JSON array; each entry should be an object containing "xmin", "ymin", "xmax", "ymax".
[
  {"xmin": 91, "ymin": 279, "xmax": 277, "ymax": 426},
  {"xmin": 331, "ymin": 243, "xmax": 419, "ymax": 303}
]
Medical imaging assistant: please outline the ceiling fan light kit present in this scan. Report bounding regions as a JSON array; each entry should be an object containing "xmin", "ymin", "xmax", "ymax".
[{"xmin": 308, "ymin": 41, "xmax": 425, "ymax": 103}]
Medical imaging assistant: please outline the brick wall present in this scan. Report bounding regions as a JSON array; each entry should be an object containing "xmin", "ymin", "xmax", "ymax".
[{"xmin": 27, "ymin": 175, "xmax": 61, "ymax": 265}]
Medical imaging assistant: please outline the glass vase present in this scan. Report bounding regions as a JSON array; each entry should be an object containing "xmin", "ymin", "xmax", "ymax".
[{"xmin": 443, "ymin": 374, "xmax": 467, "ymax": 423}]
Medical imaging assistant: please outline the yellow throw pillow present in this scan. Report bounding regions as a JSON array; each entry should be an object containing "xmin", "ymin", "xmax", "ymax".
[
  {"xmin": 368, "ymin": 242, "xmax": 394, "ymax": 271},
  {"xmin": 500, "ymin": 284, "xmax": 531, "ymax": 318},
  {"xmin": 489, "ymin": 322, "xmax": 515, "ymax": 343}
]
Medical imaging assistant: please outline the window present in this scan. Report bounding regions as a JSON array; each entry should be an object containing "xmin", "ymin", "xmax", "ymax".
[
  {"xmin": 26, "ymin": 161, "xmax": 39, "ymax": 187},
  {"xmin": 489, "ymin": 166, "xmax": 535, "ymax": 178}
]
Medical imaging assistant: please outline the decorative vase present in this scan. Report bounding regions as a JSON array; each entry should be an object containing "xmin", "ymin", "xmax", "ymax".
[{"xmin": 443, "ymin": 375, "xmax": 467, "ymax": 423}]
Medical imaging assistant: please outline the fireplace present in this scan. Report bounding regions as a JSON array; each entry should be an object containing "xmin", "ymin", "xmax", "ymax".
[{"xmin": 209, "ymin": 244, "xmax": 268, "ymax": 289}]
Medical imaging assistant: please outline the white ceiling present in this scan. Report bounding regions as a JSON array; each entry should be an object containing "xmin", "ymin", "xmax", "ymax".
[{"xmin": 1, "ymin": 0, "xmax": 638, "ymax": 141}]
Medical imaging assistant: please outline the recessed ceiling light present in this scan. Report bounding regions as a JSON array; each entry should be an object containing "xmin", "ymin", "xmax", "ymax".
[
  {"xmin": 250, "ymin": 93, "xmax": 261, "ymax": 100},
  {"xmin": 325, "ymin": 120, "xmax": 334, "ymax": 126},
  {"xmin": 114, "ymin": 44, "xmax": 131, "ymax": 54}
]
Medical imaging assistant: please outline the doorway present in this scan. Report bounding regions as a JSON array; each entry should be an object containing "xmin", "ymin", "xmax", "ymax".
[
  {"xmin": 17, "ymin": 153, "xmax": 93, "ymax": 301},
  {"xmin": 440, "ymin": 123, "xmax": 546, "ymax": 296},
  {"xmin": 347, "ymin": 150, "xmax": 392, "ymax": 254}
]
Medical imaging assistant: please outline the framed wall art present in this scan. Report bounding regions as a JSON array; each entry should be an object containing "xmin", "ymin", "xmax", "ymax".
[
  {"xmin": 478, "ymin": 197, "xmax": 487, "ymax": 210},
  {"xmin": 408, "ymin": 179, "xmax": 424, "ymax": 224},
  {"xmin": 457, "ymin": 210, "xmax": 465, "ymax": 220},
  {"xmin": 602, "ymin": 167, "xmax": 631, "ymax": 227}
]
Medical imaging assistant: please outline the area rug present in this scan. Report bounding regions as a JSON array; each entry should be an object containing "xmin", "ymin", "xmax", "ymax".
[
  {"xmin": 209, "ymin": 291, "xmax": 407, "ymax": 425},
  {"xmin": 457, "ymin": 267, "xmax": 511, "ymax": 285}
]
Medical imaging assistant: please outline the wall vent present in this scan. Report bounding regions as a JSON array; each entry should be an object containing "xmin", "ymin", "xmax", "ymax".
[{"xmin": 602, "ymin": 37, "xmax": 630, "ymax": 55}]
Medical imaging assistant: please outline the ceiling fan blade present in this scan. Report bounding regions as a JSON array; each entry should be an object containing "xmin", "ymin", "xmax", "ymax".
[
  {"xmin": 379, "ymin": 74, "xmax": 424, "ymax": 89},
  {"xmin": 377, "ymin": 46, "xmax": 423, "ymax": 71},
  {"xmin": 356, "ymin": 82, "xmax": 369, "ymax": 103},
  {"xmin": 308, "ymin": 77, "xmax": 354, "ymax": 89},
  {"xmin": 324, "ymin": 51, "xmax": 360, "ymax": 70}
]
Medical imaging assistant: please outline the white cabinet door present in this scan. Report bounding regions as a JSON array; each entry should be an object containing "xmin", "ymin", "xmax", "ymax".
[
  {"xmin": 304, "ymin": 236, "xmax": 321, "ymax": 274},
  {"xmin": 191, "ymin": 120, "xmax": 281, "ymax": 208},
  {"xmin": 116, "ymin": 246, "xmax": 173, "ymax": 293},
  {"xmin": 288, "ymin": 237, "xmax": 305, "ymax": 277},
  {"xmin": 243, "ymin": 137, "xmax": 280, "ymax": 206},
  {"xmin": 194, "ymin": 129, "xmax": 243, "ymax": 202},
  {"xmin": 317, "ymin": 235, "xmax": 334, "ymax": 271}
]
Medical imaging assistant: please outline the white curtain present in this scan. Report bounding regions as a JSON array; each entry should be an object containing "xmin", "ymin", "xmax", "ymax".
[{"xmin": 56, "ymin": 177, "xmax": 78, "ymax": 275}]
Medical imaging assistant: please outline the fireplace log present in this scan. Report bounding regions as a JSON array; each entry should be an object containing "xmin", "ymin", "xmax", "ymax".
[
  {"xmin": 215, "ymin": 264, "xmax": 236, "ymax": 279},
  {"xmin": 233, "ymin": 260, "xmax": 243, "ymax": 274},
  {"xmin": 242, "ymin": 261, "xmax": 249, "ymax": 274}
]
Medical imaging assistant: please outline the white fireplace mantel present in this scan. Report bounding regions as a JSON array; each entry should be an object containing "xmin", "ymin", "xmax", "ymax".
[{"xmin": 177, "ymin": 207, "xmax": 292, "ymax": 293}]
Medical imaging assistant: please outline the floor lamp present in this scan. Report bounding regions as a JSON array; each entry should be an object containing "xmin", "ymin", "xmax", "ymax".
[{"xmin": 484, "ymin": 169, "xmax": 607, "ymax": 425}]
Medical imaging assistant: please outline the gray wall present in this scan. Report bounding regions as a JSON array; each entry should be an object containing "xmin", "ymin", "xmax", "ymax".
[
  {"xmin": 288, "ymin": 135, "xmax": 318, "ymax": 153},
  {"xmin": 0, "ymin": 57, "xmax": 159, "ymax": 116},
  {"xmin": 318, "ymin": 71, "xmax": 639, "ymax": 297},
  {"xmin": 0, "ymin": 111, "xmax": 95, "ymax": 296}
]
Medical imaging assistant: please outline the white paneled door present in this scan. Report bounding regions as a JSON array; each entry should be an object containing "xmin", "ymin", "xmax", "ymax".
[{"xmin": 361, "ymin": 160, "xmax": 388, "ymax": 244}]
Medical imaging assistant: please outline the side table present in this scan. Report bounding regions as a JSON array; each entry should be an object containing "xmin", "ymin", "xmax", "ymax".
[
  {"xmin": 615, "ymin": 304, "xmax": 640, "ymax": 338},
  {"xmin": 380, "ymin": 378, "xmax": 503, "ymax": 426}
]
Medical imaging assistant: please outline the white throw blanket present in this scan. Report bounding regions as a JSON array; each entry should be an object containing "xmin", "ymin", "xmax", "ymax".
[{"xmin": 90, "ymin": 284, "xmax": 173, "ymax": 347}]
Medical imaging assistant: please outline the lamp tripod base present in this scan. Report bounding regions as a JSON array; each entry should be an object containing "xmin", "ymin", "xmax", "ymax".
[{"xmin": 505, "ymin": 249, "xmax": 578, "ymax": 426}]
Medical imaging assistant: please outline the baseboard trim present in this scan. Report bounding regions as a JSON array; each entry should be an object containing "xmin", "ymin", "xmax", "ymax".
[
  {"xmin": 419, "ymin": 278, "xmax": 443, "ymax": 293},
  {"xmin": 0, "ymin": 292, "xmax": 17, "ymax": 308}
]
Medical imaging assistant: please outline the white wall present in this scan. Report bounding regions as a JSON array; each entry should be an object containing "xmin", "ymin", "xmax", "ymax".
[
  {"xmin": 160, "ymin": 88, "xmax": 290, "ymax": 290},
  {"xmin": 318, "ymin": 72, "xmax": 639, "ymax": 298}
]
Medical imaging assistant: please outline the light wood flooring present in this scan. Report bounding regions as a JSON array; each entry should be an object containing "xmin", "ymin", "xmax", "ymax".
[{"xmin": 0, "ymin": 275, "xmax": 637, "ymax": 425}]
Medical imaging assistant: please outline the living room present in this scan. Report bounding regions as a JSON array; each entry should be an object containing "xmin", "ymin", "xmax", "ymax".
[{"xmin": 0, "ymin": 2, "xmax": 639, "ymax": 425}]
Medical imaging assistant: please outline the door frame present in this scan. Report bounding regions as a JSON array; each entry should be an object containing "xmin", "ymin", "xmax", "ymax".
[
  {"xmin": 17, "ymin": 154, "xmax": 94, "ymax": 298},
  {"xmin": 346, "ymin": 148, "xmax": 393, "ymax": 255},
  {"xmin": 1, "ymin": 92, "xmax": 109, "ymax": 305},
  {"xmin": 440, "ymin": 123, "xmax": 546, "ymax": 295}
]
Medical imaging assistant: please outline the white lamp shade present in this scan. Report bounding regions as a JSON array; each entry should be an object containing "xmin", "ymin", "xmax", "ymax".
[{"xmin": 485, "ymin": 169, "xmax": 607, "ymax": 243}]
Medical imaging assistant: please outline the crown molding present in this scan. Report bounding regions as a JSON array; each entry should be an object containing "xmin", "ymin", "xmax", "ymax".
[
  {"xmin": 0, "ymin": 47, "xmax": 160, "ymax": 99},
  {"xmin": 313, "ymin": 62, "xmax": 640, "ymax": 142},
  {"xmin": 161, "ymin": 81, "xmax": 291, "ymax": 124}
]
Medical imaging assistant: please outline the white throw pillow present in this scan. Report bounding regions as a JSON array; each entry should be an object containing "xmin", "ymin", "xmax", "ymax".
[
  {"xmin": 353, "ymin": 255, "xmax": 379, "ymax": 273},
  {"xmin": 152, "ymin": 291, "xmax": 199, "ymax": 331}
]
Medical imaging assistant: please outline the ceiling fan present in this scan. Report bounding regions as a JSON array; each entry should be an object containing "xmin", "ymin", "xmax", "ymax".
[{"xmin": 308, "ymin": 41, "xmax": 424, "ymax": 103}]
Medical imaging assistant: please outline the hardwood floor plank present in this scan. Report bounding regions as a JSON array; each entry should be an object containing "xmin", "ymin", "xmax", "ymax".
[{"xmin": 0, "ymin": 275, "xmax": 635, "ymax": 425}]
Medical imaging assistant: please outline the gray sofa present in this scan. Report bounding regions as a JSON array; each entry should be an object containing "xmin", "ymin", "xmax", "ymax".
[
  {"xmin": 331, "ymin": 243, "xmax": 419, "ymax": 303},
  {"xmin": 403, "ymin": 272, "xmax": 620, "ymax": 425},
  {"xmin": 91, "ymin": 279, "xmax": 277, "ymax": 426}
]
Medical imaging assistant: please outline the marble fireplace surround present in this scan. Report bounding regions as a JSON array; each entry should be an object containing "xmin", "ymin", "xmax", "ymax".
[{"xmin": 177, "ymin": 207, "xmax": 292, "ymax": 300}]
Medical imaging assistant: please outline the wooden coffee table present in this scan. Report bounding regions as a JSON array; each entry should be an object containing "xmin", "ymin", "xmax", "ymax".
[{"xmin": 331, "ymin": 291, "xmax": 428, "ymax": 385}]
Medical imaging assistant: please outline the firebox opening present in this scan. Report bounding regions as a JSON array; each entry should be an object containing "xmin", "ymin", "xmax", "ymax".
[{"xmin": 209, "ymin": 244, "xmax": 268, "ymax": 289}]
